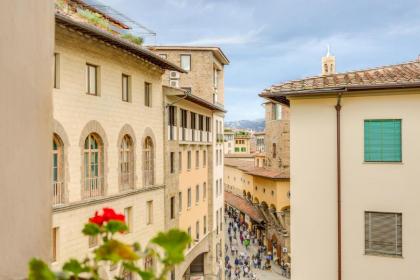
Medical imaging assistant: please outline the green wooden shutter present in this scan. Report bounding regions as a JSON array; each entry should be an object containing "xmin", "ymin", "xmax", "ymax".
[{"xmin": 364, "ymin": 119, "xmax": 401, "ymax": 162}]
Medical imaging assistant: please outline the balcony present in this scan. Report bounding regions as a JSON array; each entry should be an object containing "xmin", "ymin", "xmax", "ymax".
[
  {"xmin": 168, "ymin": 125, "xmax": 177, "ymax": 141},
  {"xmin": 216, "ymin": 133, "xmax": 224, "ymax": 143},
  {"xmin": 83, "ymin": 177, "xmax": 104, "ymax": 199},
  {"xmin": 53, "ymin": 181, "xmax": 65, "ymax": 205},
  {"xmin": 120, "ymin": 173, "xmax": 134, "ymax": 192}
]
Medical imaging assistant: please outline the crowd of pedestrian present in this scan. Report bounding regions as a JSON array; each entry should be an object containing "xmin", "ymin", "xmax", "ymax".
[{"xmin": 224, "ymin": 208, "xmax": 275, "ymax": 280}]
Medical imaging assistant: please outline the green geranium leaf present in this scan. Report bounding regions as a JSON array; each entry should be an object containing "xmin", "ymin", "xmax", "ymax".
[
  {"xmin": 151, "ymin": 229, "xmax": 191, "ymax": 265},
  {"xmin": 95, "ymin": 239, "xmax": 139, "ymax": 263},
  {"xmin": 62, "ymin": 259, "xmax": 89, "ymax": 277},
  {"xmin": 28, "ymin": 258, "xmax": 56, "ymax": 280},
  {"xmin": 82, "ymin": 223, "xmax": 101, "ymax": 236},
  {"xmin": 133, "ymin": 242, "xmax": 141, "ymax": 252},
  {"xmin": 123, "ymin": 262, "xmax": 155, "ymax": 280},
  {"xmin": 138, "ymin": 270, "xmax": 155, "ymax": 280},
  {"xmin": 105, "ymin": 220, "xmax": 128, "ymax": 234}
]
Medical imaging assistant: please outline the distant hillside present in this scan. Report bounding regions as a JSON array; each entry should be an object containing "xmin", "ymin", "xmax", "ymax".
[{"xmin": 225, "ymin": 119, "xmax": 265, "ymax": 132}]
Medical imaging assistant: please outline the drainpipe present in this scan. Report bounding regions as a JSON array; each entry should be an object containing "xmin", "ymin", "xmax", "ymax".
[{"xmin": 335, "ymin": 93, "xmax": 342, "ymax": 280}]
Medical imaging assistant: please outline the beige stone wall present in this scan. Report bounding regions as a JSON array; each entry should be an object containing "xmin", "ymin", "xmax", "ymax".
[
  {"xmin": 54, "ymin": 26, "xmax": 165, "ymax": 202},
  {"xmin": 153, "ymin": 49, "xmax": 225, "ymax": 105},
  {"xmin": 52, "ymin": 25, "xmax": 166, "ymax": 270},
  {"xmin": 0, "ymin": 0, "xmax": 54, "ymax": 278},
  {"xmin": 264, "ymin": 103, "xmax": 290, "ymax": 172},
  {"xmin": 290, "ymin": 90, "xmax": 420, "ymax": 280},
  {"xmin": 52, "ymin": 188, "xmax": 165, "ymax": 270}
]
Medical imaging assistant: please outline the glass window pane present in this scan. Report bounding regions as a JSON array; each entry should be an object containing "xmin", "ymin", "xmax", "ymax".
[{"xmin": 180, "ymin": 55, "xmax": 191, "ymax": 71}]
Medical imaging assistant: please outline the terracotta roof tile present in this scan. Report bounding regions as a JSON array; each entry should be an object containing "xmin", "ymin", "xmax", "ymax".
[
  {"xmin": 224, "ymin": 158, "xmax": 290, "ymax": 179},
  {"xmin": 224, "ymin": 191, "xmax": 264, "ymax": 223},
  {"xmin": 261, "ymin": 60, "xmax": 420, "ymax": 98}
]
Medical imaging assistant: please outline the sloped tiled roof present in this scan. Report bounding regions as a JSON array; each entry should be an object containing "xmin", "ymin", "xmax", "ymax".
[
  {"xmin": 260, "ymin": 60, "xmax": 420, "ymax": 100},
  {"xmin": 245, "ymin": 167, "xmax": 289, "ymax": 179},
  {"xmin": 224, "ymin": 191, "xmax": 264, "ymax": 223},
  {"xmin": 224, "ymin": 158, "xmax": 289, "ymax": 179}
]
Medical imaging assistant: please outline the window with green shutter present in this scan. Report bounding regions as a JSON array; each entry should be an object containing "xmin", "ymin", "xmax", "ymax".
[{"xmin": 364, "ymin": 119, "xmax": 401, "ymax": 162}]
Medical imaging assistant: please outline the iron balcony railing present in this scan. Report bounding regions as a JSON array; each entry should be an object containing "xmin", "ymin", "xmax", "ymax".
[
  {"xmin": 53, "ymin": 181, "xmax": 65, "ymax": 205},
  {"xmin": 83, "ymin": 177, "xmax": 105, "ymax": 199}
]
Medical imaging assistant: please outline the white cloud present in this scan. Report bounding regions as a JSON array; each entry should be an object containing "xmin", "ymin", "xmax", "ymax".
[{"xmin": 178, "ymin": 26, "xmax": 265, "ymax": 46}]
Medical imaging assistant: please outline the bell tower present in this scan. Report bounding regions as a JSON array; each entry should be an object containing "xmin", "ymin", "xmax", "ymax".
[{"xmin": 321, "ymin": 45, "xmax": 336, "ymax": 75}]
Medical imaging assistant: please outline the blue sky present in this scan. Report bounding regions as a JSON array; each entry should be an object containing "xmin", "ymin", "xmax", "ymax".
[{"xmin": 103, "ymin": 0, "xmax": 420, "ymax": 121}]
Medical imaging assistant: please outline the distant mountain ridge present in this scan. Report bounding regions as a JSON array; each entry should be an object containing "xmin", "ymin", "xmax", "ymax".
[{"xmin": 225, "ymin": 119, "xmax": 265, "ymax": 132}]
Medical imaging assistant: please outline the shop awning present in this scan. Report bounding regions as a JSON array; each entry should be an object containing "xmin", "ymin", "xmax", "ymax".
[{"xmin": 224, "ymin": 191, "xmax": 264, "ymax": 223}]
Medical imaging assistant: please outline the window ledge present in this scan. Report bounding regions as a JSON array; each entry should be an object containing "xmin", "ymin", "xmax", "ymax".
[
  {"xmin": 363, "ymin": 161, "xmax": 403, "ymax": 165},
  {"xmin": 364, "ymin": 253, "xmax": 403, "ymax": 259}
]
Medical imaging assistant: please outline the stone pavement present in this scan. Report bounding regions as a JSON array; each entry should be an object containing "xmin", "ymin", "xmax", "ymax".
[{"xmin": 224, "ymin": 216, "xmax": 289, "ymax": 280}]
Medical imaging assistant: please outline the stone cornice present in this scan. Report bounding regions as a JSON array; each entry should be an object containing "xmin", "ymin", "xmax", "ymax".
[{"xmin": 52, "ymin": 185, "xmax": 165, "ymax": 213}]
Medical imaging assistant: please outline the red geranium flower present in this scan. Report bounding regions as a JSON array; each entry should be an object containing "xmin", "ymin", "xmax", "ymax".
[
  {"xmin": 89, "ymin": 211, "xmax": 104, "ymax": 226},
  {"xmin": 89, "ymin": 208, "xmax": 125, "ymax": 226}
]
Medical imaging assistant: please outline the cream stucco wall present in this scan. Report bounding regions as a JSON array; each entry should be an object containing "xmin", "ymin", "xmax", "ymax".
[
  {"xmin": 290, "ymin": 90, "xmax": 420, "ymax": 280},
  {"xmin": 0, "ymin": 0, "xmax": 54, "ymax": 278},
  {"xmin": 253, "ymin": 177, "xmax": 289, "ymax": 211}
]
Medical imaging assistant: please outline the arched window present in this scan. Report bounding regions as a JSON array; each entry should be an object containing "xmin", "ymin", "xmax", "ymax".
[
  {"xmin": 120, "ymin": 135, "xmax": 134, "ymax": 190},
  {"xmin": 83, "ymin": 133, "xmax": 104, "ymax": 198},
  {"xmin": 143, "ymin": 137, "xmax": 154, "ymax": 186},
  {"xmin": 53, "ymin": 134, "xmax": 64, "ymax": 205}
]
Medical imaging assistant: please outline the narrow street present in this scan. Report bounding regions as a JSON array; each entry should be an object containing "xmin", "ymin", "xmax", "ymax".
[{"xmin": 224, "ymin": 214, "xmax": 288, "ymax": 280}]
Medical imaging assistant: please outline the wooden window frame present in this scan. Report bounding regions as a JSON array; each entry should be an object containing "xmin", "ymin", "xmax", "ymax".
[
  {"xmin": 122, "ymin": 74, "xmax": 130, "ymax": 102},
  {"xmin": 54, "ymin": 53, "xmax": 60, "ymax": 89},
  {"xmin": 143, "ymin": 137, "xmax": 154, "ymax": 186},
  {"xmin": 170, "ymin": 196, "xmax": 175, "ymax": 220},
  {"xmin": 170, "ymin": 152, "xmax": 175, "ymax": 174},
  {"xmin": 187, "ymin": 188, "xmax": 191, "ymax": 209},
  {"xmin": 83, "ymin": 133, "xmax": 104, "ymax": 199},
  {"xmin": 144, "ymin": 82, "xmax": 152, "ymax": 107},
  {"xmin": 120, "ymin": 135, "xmax": 134, "ymax": 191},
  {"xmin": 147, "ymin": 200, "xmax": 153, "ymax": 225},
  {"xmin": 86, "ymin": 63, "xmax": 98, "ymax": 95}
]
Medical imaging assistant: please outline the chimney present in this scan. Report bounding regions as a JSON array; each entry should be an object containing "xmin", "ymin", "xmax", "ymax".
[{"xmin": 322, "ymin": 45, "xmax": 336, "ymax": 75}]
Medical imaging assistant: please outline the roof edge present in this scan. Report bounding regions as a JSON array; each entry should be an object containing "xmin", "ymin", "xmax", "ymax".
[{"xmin": 55, "ymin": 12, "xmax": 187, "ymax": 73}]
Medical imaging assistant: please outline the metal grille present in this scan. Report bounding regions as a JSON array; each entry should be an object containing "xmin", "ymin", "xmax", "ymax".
[{"xmin": 365, "ymin": 211, "xmax": 402, "ymax": 256}]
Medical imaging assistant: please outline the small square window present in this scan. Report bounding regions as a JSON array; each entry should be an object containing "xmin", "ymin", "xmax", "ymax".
[
  {"xmin": 365, "ymin": 211, "xmax": 402, "ymax": 256},
  {"xmin": 364, "ymin": 119, "xmax": 401, "ymax": 162}
]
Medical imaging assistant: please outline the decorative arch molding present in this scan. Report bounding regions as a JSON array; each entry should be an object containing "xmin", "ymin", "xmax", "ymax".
[
  {"xmin": 53, "ymin": 119, "xmax": 71, "ymax": 204},
  {"xmin": 141, "ymin": 127, "xmax": 157, "ymax": 146},
  {"xmin": 116, "ymin": 124, "xmax": 137, "ymax": 147},
  {"xmin": 79, "ymin": 120, "xmax": 109, "ymax": 199},
  {"xmin": 79, "ymin": 120, "xmax": 108, "ymax": 148},
  {"xmin": 117, "ymin": 124, "xmax": 137, "ymax": 190},
  {"xmin": 53, "ymin": 119, "xmax": 70, "ymax": 148}
]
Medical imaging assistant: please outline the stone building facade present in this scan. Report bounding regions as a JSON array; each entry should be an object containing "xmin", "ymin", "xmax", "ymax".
[
  {"xmin": 150, "ymin": 46, "xmax": 229, "ymax": 280},
  {"xmin": 261, "ymin": 58, "xmax": 420, "ymax": 280},
  {"xmin": 0, "ymin": 0, "xmax": 54, "ymax": 278},
  {"xmin": 51, "ymin": 7, "xmax": 184, "ymax": 278}
]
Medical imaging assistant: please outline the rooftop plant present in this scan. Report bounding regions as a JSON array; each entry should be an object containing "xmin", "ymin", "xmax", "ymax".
[
  {"xmin": 28, "ymin": 208, "xmax": 191, "ymax": 280},
  {"xmin": 77, "ymin": 8, "xmax": 110, "ymax": 31},
  {"xmin": 121, "ymin": 33, "xmax": 144, "ymax": 46}
]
